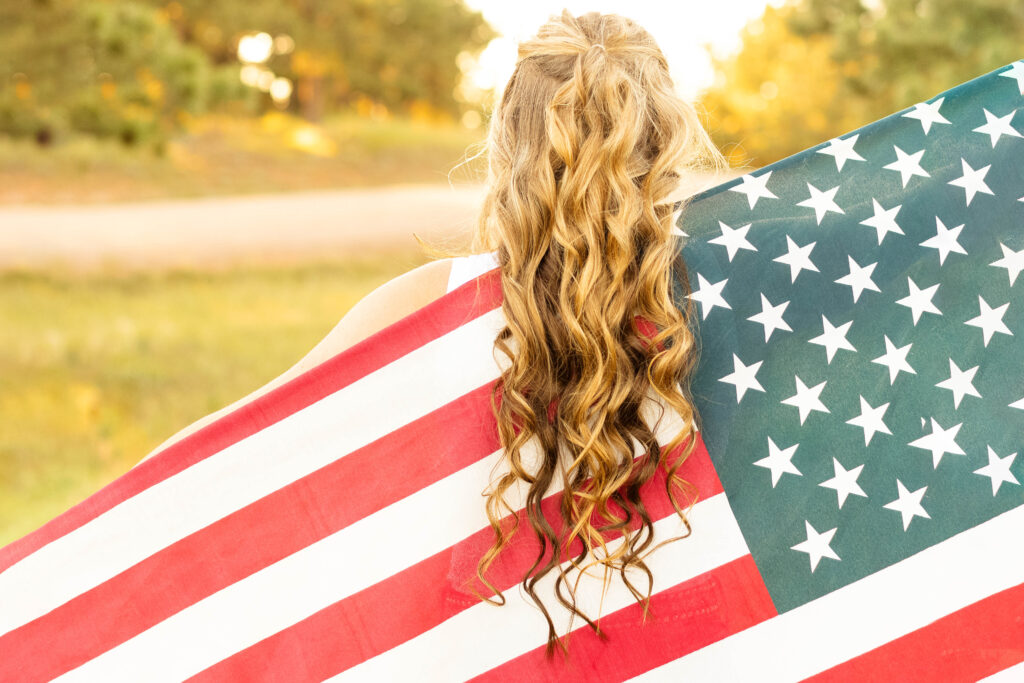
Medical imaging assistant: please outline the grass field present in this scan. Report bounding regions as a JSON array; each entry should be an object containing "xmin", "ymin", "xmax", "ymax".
[
  {"xmin": 0, "ymin": 249, "xmax": 428, "ymax": 547},
  {"xmin": 0, "ymin": 112, "xmax": 487, "ymax": 205}
]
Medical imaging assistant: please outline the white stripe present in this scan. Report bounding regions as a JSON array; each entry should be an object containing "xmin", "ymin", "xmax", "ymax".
[
  {"xmin": 630, "ymin": 502, "xmax": 1024, "ymax": 682},
  {"xmin": 0, "ymin": 309, "xmax": 507, "ymax": 635},
  {"xmin": 446, "ymin": 251, "xmax": 499, "ymax": 293},
  {"xmin": 55, "ymin": 402, "xmax": 692, "ymax": 681},
  {"xmin": 980, "ymin": 659, "xmax": 1024, "ymax": 681},
  {"xmin": 339, "ymin": 492, "xmax": 748, "ymax": 682}
]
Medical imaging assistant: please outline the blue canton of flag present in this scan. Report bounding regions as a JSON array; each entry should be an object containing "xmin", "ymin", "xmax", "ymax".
[{"xmin": 673, "ymin": 59, "xmax": 1024, "ymax": 619}]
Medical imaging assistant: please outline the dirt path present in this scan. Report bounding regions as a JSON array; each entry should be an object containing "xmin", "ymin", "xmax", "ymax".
[
  {"xmin": 0, "ymin": 173, "xmax": 737, "ymax": 271},
  {"xmin": 0, "ymin": 184, "xmax": 488, "ymax": 271}
]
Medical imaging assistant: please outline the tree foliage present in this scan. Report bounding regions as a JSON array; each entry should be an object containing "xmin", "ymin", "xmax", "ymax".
[
  {"xmin": 701, "ymin": 0, "xmax": 1024, "ymax": 166},
  {"xmin": 0, "ymin": 0, "xmax": 494, "ymax": 145},
  {"xmin": 157, "ymin": 0, "xmax": 495, "ymax": 119},
  {"xmin": 1, "ymin": 0, "xmax": 246, "ymax": 145}
]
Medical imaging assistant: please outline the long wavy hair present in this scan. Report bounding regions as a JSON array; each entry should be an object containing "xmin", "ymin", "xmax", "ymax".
[{"xmin": 466, "ymin": 10, "xmax": 728, "ymax": 657}]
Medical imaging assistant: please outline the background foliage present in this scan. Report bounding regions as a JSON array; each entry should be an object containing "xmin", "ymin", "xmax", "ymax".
[
  {"xmin": 0, "ymin": 0, "xmax": 493, "ymax": 148},
  {"xmin": 700, "ymin": 0, "xmax": 1024, "ymax": 166}
]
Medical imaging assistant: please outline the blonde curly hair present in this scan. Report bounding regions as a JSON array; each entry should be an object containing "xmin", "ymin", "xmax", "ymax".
[{"xmin": 468, "ymin": 9, "xmax": 728, "ymax": 657}]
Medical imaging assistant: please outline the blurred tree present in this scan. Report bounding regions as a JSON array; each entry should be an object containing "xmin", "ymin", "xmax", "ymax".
[
  {"xmin": 0, "ymin": 0, "xmax": 243, "ymax": 146},
  {"xmin": 700, "ymin": 0, "xmax": 1024, "ymax": 166},
  {"xmin": 151, "ymin": 0, "xmax": 495, "ymax": 121},
  {"xmin": 699, "ymin": 4, "xmax": 857, "ymax": 167},
  {"xmin": 788, "ymin": 0, "xmax": 1024, "ymax": 109},
  {"xmin": 0, "ymin": 0, "xmax": 493, "ymax": 144}
]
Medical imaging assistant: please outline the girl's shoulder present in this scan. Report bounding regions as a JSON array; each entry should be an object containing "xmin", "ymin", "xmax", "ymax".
[{"xmin": 341, "ymin": 257, "xmax": 454, "ymax": 342}]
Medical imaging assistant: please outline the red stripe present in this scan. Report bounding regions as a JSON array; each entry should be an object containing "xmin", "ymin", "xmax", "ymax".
[
  {"xmin": 190, "ymin": 435, "xmax": 724, "ymax": 681},
  {"xmin": 0, "ymin": 383, "xmax": 501, "ymax": 682},
  {"xmin": 0, "ymin": 269, "xmax": 502, "ymax": 574},
  {"xmin": 806, "ymin": 580, "xmax": 1024, "ymax": 683},
  {"xmin": 471, "ymin": 554, "xmax": 776, "ymax": 682}
]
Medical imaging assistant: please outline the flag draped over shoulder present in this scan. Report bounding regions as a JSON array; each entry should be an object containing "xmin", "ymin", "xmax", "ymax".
[{"xmin": 1, "ymin": 61, "xmax": 1023, "ymax": 682}]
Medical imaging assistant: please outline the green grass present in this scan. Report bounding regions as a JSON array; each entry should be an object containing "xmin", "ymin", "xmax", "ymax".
[
  {"xmin": 0, "ymin": 250, "xmax": 428, "ymax": 547},
  {"xmin": 0, "ymin": 112, "xmax": 487, "ymax": 204}
]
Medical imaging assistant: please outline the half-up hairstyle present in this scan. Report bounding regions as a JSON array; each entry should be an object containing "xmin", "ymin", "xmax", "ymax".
[{"xmin": 468, "ymin": 10, "xmax": 728, "ymax": 657}]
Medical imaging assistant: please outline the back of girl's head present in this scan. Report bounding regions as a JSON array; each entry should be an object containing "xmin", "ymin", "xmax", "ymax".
[
  {"xmin": 474, "ymin": 10, "xmax": 725, "ymax": 258},
  {"xmin": 469, "ymin": 10, "xmax": 727, "ymax": 658}
]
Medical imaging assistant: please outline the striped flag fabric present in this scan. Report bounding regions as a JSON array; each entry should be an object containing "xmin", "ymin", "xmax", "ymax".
[{"xmin": 1, "ymin": 59, "xmax": 1023, "ymax": 681}]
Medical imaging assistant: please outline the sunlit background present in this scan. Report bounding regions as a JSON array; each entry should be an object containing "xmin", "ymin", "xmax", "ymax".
[
  {"xmin": 0, "ymin": 0, "xmax": 1020, "ymax": 546},
  {"xmin": 463, "ymin": 0, "xmax": 789, "ymax": 101}
]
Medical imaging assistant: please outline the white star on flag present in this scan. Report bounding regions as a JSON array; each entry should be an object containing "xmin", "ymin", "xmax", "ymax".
[
  {"xmin": 797, "ymin": 182, "xmax": 845, "ymax": 224},
  {"xmin": 747, "ymin": 293, "xmax": 792, "ymax": 342},
  {"xmin": 908, "ymin": 418, "xmax": 965, "ymax": 469},
  {"xmin": 974, "ymin": 446, "xmax": 1020, "ymax": 496},
  {"xmin": 896, "ymin": 277, "xmax": 942, "ymax": 324},
  {"xmin": 753, "ymin": 437, "xmax": 801, "ymax": 488},
  {"xmin": 884, "ymin": 145, "xmax": 930, "ymax": 187},
  {"xmin": 902, "ymin": 98, "xmax": 951, "ymax": 134},
  {"xmin": 719, "ymin": 353, "xmax": 766, "ymax": 403},
  {"xmin": 999, "ymin": 60, "xmax": 1024, "ymax": 95},
  {"xmin": 947, "ymin": 158, "xmax": 994, "ymax": 206},
  {"xmin": 729, "ymin": 171, "xmax": 778, "ymax": 209},
  {"xmin": 846, "ymin": 395, "xmax": 892, "ymax": 446},
  {"xmin": 872, "ymin": 335, "xmax": 916, "ymax": 384},
  {"xmin": 1011, "ymin": 396, "xmax": 1024, "ymax": 410},
  {"xmin": 819, "ymin": 457, "xmax": 867, "ymax": 509},
  {"xmin": 817, "ymin": 134, "xmax": 865, "ymax": 171},
  {"xmin": 773, "ymin": 235, "xmax": 819, "ymax": 283},
  {"xmin": 791, "ymin": 520, "xmax": 840, "ymax": 572},
  {"xmin": 688, "ymin": 273, "xmax": 730, "ymax": 320},
  {"xmin": 835, "ymin": 255, "xmax": 880, "ymax": 302},
  {"xmin": 883, "ymin": 480, "xmax": 931, "ymax": 532},
  {"xmin": 919, "ymin": 216, "xmax": 967, "ymax": 265},
  {"xmin": 860, "ymin": 198, "xmax": 904, "ymax": 245},
  {"xmin": 781, "ymin": 375, "xmax": 830, "ymax": 425},
  {"xmin": 991, "ymin": 242, "xmax": 1024, "ymax": 285},
  {"xmin": 809, "ymin": 315, "xmax": 856, "ymax": 364},
  {"xmin": 973, "ymin": 108, "xmax": 1022, "ymax": 147},
  {"xmin": 964, "ymin": 295, "xmax": 1013, "ymax": 347},
  {"xmin": 708, "ymin": 221, "xmax": 757, "ymax": 261},
  {"xmin": 935, "ymin": 358, "xmax": 982, "ymax": 409}
]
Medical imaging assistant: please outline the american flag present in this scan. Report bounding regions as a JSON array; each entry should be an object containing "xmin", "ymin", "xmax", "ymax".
[{"xmin": 1, "ymin": 60, "xmax": 1022, "ymax": 681}]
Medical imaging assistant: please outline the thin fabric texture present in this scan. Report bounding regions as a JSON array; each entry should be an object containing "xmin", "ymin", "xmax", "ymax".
[{"xmin": 1, "ymin": 60, "xmax": 1023, "ymax": 682}]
